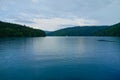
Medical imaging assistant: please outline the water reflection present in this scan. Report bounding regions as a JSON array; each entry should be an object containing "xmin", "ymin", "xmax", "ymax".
[{"xmin": 0, "ymin": 37, "xmax": 120, "ymax": 80}]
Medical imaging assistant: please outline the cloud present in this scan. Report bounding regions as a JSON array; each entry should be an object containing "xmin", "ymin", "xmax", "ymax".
[
  {"xmin": 0, "ymin": 0, "xmax": 120, "ymax": 30},
  {"xmin": 88, "ymin": 0, "xmax": 120, "ymax": 25},
  {"xmin": 30, "ymin": 18, "xmax": 98, "ymax": 31},
  {"xmin": 14, "ymin": 19, "xmax": 35, "ymax": 24},
  {"xmin": 31, "ymin": 0, "xmax": 38, "ymax": 3}
]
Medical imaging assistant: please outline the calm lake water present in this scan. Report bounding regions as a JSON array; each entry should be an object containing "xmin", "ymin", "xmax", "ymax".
[{"xmin": 0, "ymin": 37, "xmax": 120, "ymax": 80}]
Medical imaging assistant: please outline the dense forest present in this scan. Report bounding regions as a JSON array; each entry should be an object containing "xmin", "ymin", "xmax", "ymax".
[
  {"xmin": 97, "ymin": 23, "xmax": 120, "ymax": 36},
  {"xmin": 47, "ymin": 26, "xmax": 110, "ymax": 36},
  {"xmin": 0, "ymin": 21, "xmax": 45, "ymax": 37},
  {"xmin": 47, "ymin": 22, "xmax": 120, "ymax": 36},
  {"xmin": 0, "ymin": 20, "xmax": 119, "ymax": 37}
]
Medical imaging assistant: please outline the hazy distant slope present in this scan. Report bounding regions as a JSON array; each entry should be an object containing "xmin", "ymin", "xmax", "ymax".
[
  {"xmin": 47, "ymin": 26, "xmax": 109, "ymax": 36},
  {"xmin": 0, "ymin": 21, "xmax": 46, "ymax": 37},
  {"xmin": 97, "ymin": 23, "xmax": 120, "ymax": 36}
]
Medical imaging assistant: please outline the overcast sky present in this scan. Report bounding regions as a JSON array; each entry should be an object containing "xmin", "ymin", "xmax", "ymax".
[{"xmin": 0, "ymin": 0, "xmax": 120, "ymax": 31}]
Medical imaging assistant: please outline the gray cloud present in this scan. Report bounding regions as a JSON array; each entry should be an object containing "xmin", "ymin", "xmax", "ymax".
[
  {"xmin": 14, "ymin": 19, "xmax": 35, "ymax": 24},
  {"xmin": 0, "ymin": 0, "xmax": 120, "ymax": 30}
]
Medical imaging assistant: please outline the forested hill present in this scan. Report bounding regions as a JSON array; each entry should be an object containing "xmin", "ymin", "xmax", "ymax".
[
  {"xmin": 97, "ymin": 23, "xmax": 120, "ymax": 36},
  {"xmin": 0, "ymin": 21, "xmax": 45, "ymax": 37},
  {"xmin": 47, "ymin": 26, "xmax": 110, "ymax": 36},
  {"xmin": 47, "ymin": 22, "xmax": 120, "ymax": 37}
]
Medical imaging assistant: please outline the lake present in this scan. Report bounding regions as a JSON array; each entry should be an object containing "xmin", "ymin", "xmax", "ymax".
[{"xmin": 0, "ymin": 37, "xmax": 120, "ymax": 80}]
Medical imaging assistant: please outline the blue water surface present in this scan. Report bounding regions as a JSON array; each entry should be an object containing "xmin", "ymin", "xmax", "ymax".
[{"xmin": 0, "ymin": 37, "xmax": 120, "ymax": 80}]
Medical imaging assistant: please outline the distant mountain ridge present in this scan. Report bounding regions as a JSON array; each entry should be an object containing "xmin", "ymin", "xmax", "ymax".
[
  {"xmin": 47, "ymin": 26, "xmax": 110, "ymax": 36},
  {"xmin": 97, "ymin": 23, "xmax": 120, "ymax": 36},
  {"xmin": 1, "ymin": 20, "xmax": 119, "ymax": 37},
  {"xmin": 47, "ymin": 22, "xmax": 120, "ymax": 36},
  {"xmin": 0, "ymin": 21, "xmax": 45, "ymax": 37}
]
